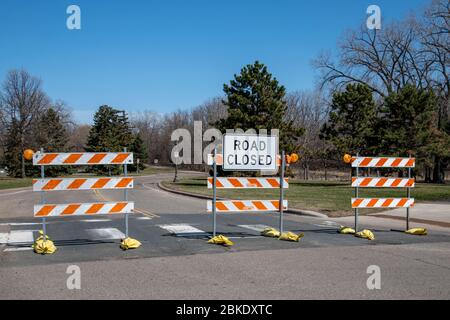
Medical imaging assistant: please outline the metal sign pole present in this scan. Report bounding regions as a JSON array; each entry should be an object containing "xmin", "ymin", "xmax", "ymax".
[
  {"xmin": 40, "ymin": 148, "xmax": 47, "ymax": 242},
  {"xmin": 279, "ymin": 150, "xmax": 285, "ymax": 233},
  {"xmin": 212, "ymin": 146, "xmax": 217, "ymax": 238},
  {"xmin": 124, "ymin": 147, "xmax": 129, "ymax": 238},
  {"xmin": 406, "ymin": 154, "xmax": 411, "ymax": 231},
  {"xmin": 355, "ymin": 153, "xmax": 359, "ymax": 232}
]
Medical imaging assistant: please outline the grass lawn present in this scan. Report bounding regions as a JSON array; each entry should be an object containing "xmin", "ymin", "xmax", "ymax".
[
  {"xmin": 163, "ymin": 178, "xmax": 450, "ymax": 217},
  {"xmin": 0, "ymin": 177, "xmax": 33, "ymax": 190}
]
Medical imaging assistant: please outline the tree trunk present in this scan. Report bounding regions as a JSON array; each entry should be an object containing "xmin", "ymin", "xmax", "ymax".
[{"xmin": 432, "ymin": 156, "xmax": 445, "ymax": 184}]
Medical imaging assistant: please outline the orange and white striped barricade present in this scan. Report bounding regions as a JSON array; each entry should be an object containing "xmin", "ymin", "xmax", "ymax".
[
  {"xmin": 351, "ymin": 155, "xmax": 415, "ymax": 231},
  {"xmin": 208, "ymin": 136, "xmax": 288, "ymax": 237},
  {"xmin": 207, "ymin": 200, "xmax": 288, "ymax": 212},
  {"xmin": 207, "ymin": 177, "xmax": 288, "ymax": 189},
  {"xmin": 32, "ymin": 177, "xmax": 134, "ymax": 191},
  {"xmin": 33, "ymin": 148, "xmax": 135, "ymax": 245},
  {"xmin": 33, "ymin": 151, "xmax": 133, "ymax": 166}
]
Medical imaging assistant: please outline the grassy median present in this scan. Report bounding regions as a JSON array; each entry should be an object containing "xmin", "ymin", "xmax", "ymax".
[
  {"xmin": 163, "ymin": 177, "xmax": 450, "ymax": 217},
  {"xmin": 0, "ymin": 177, "xmax": 33, "ymax": 190}
]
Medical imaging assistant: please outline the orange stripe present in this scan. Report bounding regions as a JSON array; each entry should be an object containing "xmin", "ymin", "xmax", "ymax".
[
  {"xmin": 67, "ymin": 179, "xmax": 87, "ymax": 189},
  {"xmin": 360, "ymin": 178, "xmax": 371, "ymax": 187},
  {"xmin": 367, "ymin": 199, "xmax": 379, "ymax": 207},
  {"xmin": 228, "ymin": 178, "xmax": 244, "ymax": 188},
  {"xmin": 397, "ymin": 198, "xmax": 408, "ymax": 207},
  {"xmin": 375, "ymin": 178, "xmax": 388, "ymax": 187},
  {"xmin": 360, "ymin": 157, "xmax": 372, "ymax": 166},
  {"xmin": 253, "ymin": 201, "xmax": 268, "ymax": 210},
  {"xmin": 35, "ymin": 205, "xmax": 56, "ymax": 217},
  {"xmin": 352, "ymin": 199, "xmax": 363, "ymax": 208},
  {"xmin": 111, "ymin": 153, "xmax": 129, "ymax": 164},
  {"xmin": 391, "ymin": 158, "xmax": 402, "ymax": 167},
  {"xmin": 38, "ymin": 154, "xmax": 58, "ymax": 165},
  {"xmin": 391, "ymin": 179, "xmax": 401, "ymax": 187},
  {"xmin": 375, "ymin": 158, "xmax": 388, "ymax": 167},
  {"xmin": 61, "ymin": 204, "xmax": 81, "ymax": 215},
  {"xmin": 247, "ymin": 178, "xmax": 263, "ymax": 188},
  {"xmin": 406, "ymin": 158, "xmax": 415, "ymax": 167},
  {"xmin": 382, "ymin": 199, "xmax": 394, "ymax": 207},
  {"xmin": 267, "ymin": 178, "xmax": 280, "ymax": 188},
  {"xmin": 91, "ymin": 178, "xmax": 110, "ymax": 189},
  {"xmin": 63, "ymin": 153, "xmax": 82, "ymax": 164},
  {"xmin": 406, "ymin": 179, "xmax": 414, "ymax": 187},
  {"xmin": 86, "ymin": 203, "xmax": 104, "ymax": 214},
  {"xmin": 110, "ymin": 202, "xmax": 127, "ymax": 213},
  {"xmin": 42, "ymin": 179, "xmax": 63, "ymax": 190},
  {"xmin": 351, "ymin": 177, "xmax": 356, "ymax": 184},
  {"xmin": 115, "ymin": 178, "xmax": 133, "ymax": 188},
  {"xmin": 216, "ymin": 202, "xmax": 228, "ymax": 211},
  {"xmin": 32, "ymin": 179, "xmax": 37, "ymax": 185},
  {"xmin": 87, "ymin": 153, "xmax": 107, "ymax": 164},
  {"xmin": 233, "ymin": 201, "xmax": 247, "ymax": 210},
  {"xmin": 271, "ymin": 200, "xmax": 280, "ymax": 210}
]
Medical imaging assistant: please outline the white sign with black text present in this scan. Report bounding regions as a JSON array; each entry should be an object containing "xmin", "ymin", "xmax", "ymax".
[{"xmin": 222, "ymin": 134, "xmax": 278, "ymax": 171}]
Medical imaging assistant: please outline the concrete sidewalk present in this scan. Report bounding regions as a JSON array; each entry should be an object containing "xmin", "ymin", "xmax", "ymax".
[{"xmin": 331, "ymin": 203, "xmax": 450, "ymax": 233}]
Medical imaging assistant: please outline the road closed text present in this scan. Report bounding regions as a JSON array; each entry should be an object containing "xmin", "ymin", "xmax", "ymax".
[{"xmin": 223, "ymin": 135, "xmax": 277, "ymax": 171}]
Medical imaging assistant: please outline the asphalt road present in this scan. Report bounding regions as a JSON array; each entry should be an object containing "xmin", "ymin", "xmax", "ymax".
[{"xmin": 1, "ymin": 172, "xmax": 450, "ymax": 299}]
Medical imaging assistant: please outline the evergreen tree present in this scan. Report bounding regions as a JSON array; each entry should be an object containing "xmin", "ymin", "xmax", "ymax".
[
  {"xmin": 130, "ymin": 133, "xmax": 148, "ymax": 172},
  {"xmin": 380, "ymin": 85, "xmax": 449, "ymax": 181},
  {"xmin": 215, "ymin": 61, "xmax": 303, "ymax": 153},
  {"xmin": 34, "ymin": 108, "xmax": 70, "ymax": 177},
  {"xmin": 86, "ymin": 105, "xmax": 133, "ymax": 174},
  {"xmin": 320, "ymin": 83, "xmax": 378, "ymax": 156}
]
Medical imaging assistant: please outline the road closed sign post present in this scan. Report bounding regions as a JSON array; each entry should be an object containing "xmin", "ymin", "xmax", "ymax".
[
  {"xmin": 208, "ymin": 134, "xmax": 289, "ymax": 238},
  {"xmin": 222, "ymin": 134, "xmax": 277, "ymax": 171}
]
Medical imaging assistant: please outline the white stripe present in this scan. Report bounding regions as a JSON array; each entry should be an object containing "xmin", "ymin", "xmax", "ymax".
[
  {"xmin": 158, "ymin": 224, "xmax": 208, "ymax": 235},
  {"xmin": 238, "ymin": 224, "xmax": 271, "ymax": 232},
  {"xmin": 4, "ymin": 247, "xmax": 33, "ymax": 252},
  {"xmin": 0, "ymin": 222, "xmax": 41, "ymax": 226},
  {"xmin": 0, "ymin": 233, "xmax": 9, "ymax": 244},
  {"xmin": 135, "ymin": 217, "xmax": 152, "ymax": 220},
  {"xmin": 7, "ymin": 230, "xmax": 35, "ymax": 244},
  {"xmin": 80, "ymin": 219, "xmax": 112, "ymax": 223},
  {"xmin": 86, "ymin": 228, "xmax": 125, "ymax": 240}
]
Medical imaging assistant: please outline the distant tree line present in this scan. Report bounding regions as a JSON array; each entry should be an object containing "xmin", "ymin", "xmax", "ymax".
[
  {"xmin": 0, "ymin": 0, "xmax": 448, "ymax": 182},
  {"xmin": 315, "ymin": 0, "xmax": 449, "ymax": 183}
]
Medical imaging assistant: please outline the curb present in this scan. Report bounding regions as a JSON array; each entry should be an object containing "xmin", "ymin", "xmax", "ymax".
[{"xmin": 157, "ymin": 181, "xmax": 328, "ymax": 218}]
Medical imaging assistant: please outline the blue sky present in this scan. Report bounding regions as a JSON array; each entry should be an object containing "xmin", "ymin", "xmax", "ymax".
[{"xmin": 0, "ymin": 0, "xmax": 429, "ymax": 124}]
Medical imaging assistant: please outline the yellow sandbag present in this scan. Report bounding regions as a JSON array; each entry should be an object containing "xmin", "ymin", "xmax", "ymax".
[
  {"xmin": 261, "ymin": 227, "xmax": 281, "ymax": 238},
  {"xmin": 120, "ymin": 237, "xmax": 142, "ymax": 250},
  {"xmin": 339, "ymin": 226, "xmax": 356, "ymax": 234},
  {"xmin": 32, "ymin": 231, "xmax": 57, "ymax": 254},
  {"xmin": 355, "ymin": 229, "xmax": 375, "ymax": 241},
  {"xmin": 278, "ymin": 231, "xmax": 304, "ymax": 242},
  {"xmin": 207, "ymin": 235, "xmax": 234, "ymax": 246},
  {"xmin": 405, "ymin": 228, "xmax": 427, "ymax": 236}
]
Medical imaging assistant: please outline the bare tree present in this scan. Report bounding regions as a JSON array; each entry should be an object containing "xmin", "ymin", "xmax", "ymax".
[
  {"xmin": 285, "ymin": 90, "xmax": 330, "ymax": 179},
  {"xmin": 0, "ymin": 70, "xmax": 50, "ymax": 177}
]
